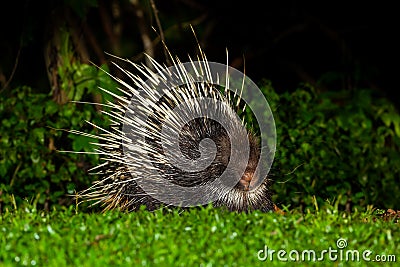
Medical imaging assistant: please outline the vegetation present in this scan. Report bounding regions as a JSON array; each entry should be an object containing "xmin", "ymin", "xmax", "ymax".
[
  {"xmin": 0, "ymin": 1, "xmax": 398, "ymax": 266},
  {"xmin": 1, "ymin": 78, "xmax": 399, "ymax": 212},
  {"xmin": 265, "ymin": 84, "xmax": 400, "ymax": 210},
  {"xmin": 1, "ymin": 203, "xmax": 399, "ymax": 266}
]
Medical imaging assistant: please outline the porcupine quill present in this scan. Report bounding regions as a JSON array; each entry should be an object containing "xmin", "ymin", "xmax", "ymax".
[{"xmin": 71, "ymin": 39, "xmax": 275, "ymax": 213}]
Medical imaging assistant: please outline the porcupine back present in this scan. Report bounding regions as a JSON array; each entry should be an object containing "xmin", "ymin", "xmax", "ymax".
[{"xmin": 75, "ymin": 46, "xmax": 275, "ymax": 212}]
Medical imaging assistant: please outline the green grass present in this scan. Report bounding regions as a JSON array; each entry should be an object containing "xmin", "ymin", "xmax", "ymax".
[{"xmin": 0, "ymin": 204, "xmax": 398, "ymax": 267}]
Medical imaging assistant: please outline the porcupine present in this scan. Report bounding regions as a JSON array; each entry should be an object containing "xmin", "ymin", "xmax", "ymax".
[{"xmin": 74, "ymin": 42, "xmax": 276, "ymax": 213}]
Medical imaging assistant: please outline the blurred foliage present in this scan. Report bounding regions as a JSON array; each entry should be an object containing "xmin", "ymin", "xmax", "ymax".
[
  {"xmin": 256, "ymin": 83, "xmax": 400, "ymax": 211},
  {"xmin": 0, "ymin": 61, "xmax": 117, "ymax": 210}
]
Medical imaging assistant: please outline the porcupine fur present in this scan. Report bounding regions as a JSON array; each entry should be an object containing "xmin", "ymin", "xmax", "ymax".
[{"xmin": 74, "ymin": 44, "xmax": 275, "ymax": 213}]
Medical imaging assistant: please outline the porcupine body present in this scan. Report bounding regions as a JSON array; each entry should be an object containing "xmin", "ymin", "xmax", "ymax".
[{"xmin": 76, "ymin": 47, "xmax": 275, "ymax": 213}]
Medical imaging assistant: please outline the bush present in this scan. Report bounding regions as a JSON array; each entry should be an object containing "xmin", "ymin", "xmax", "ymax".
[
  {"xmin": 1, "ymin": 73, "xmax": 399, "ymax": 212},
  {"xmin": 0, "ymin": 63, "xmax": 116, "ymax": 210},
  {"xmin": 259, "ymin": 83, "xmax": 400, "ymax": 211}
]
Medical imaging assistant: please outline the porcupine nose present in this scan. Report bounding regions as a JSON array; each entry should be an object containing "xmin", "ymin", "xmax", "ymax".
[{"xmin": 238, "ymin": 172, "xmax": 254, "ymax": 191}]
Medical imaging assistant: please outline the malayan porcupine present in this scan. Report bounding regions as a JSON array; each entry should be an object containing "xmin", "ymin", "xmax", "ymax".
[{"xmin": 73, "ymin": 42, "xmax": 277, "ymax": 212}]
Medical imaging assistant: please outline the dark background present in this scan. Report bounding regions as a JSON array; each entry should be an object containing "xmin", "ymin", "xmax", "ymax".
[
  {"xmin": 1, "ymin": 0, "xmax": 399, "ymax": 211},
  {"xmin": 1, "ymin": 0, "xmax": 398, "ymax": 104}
]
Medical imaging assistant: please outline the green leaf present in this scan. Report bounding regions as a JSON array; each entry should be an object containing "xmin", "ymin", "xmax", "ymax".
[
  {"xmin": 32, "ymin": 128, "xmax": 45, "ymax": 145},
  {"xmin": 71, "ymin": 134, "xmax": 96, "ymax": 152}
]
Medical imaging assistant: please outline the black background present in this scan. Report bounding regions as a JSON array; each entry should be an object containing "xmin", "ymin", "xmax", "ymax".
[{"xmin": 1, "ymin": 0, "xmax": 398, "ymax": 104}]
